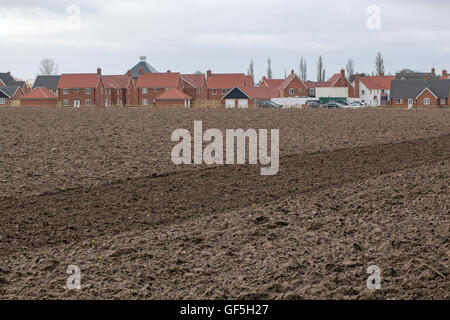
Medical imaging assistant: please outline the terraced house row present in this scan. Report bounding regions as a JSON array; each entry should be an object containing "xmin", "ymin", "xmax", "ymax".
[{"xmin": 1, "ymin": 58, "xmax": 449, "ymax": 108}]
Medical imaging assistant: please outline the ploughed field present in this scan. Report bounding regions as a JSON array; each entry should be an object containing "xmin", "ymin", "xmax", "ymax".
[{"xmin": 0, "ymin": 107, "xmax": 449, "ymax": 299}]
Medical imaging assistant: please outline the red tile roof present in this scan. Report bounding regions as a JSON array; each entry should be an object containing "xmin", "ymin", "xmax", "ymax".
[
  {"xmin": 241, "ymin": 86, "xmax": 279, "ymax": 99},
  {"xmin": 102, "ymin": 75, "xmax": 130, "ymax": 89},
  {"xmin": 181, "ymin": 74, "xmax": 206, "ymax": 88},
  {"xmin": 327, "ymin": 73, "xmax": 340, "ymax": 86},
  {"xmin": 58, "ymin": 74, "xmax": 101, "ymax": 89},
  {"xmin": 155, "ymin": 88, "xmax": 192, "ymax": 100},
  {"xmin": 260, "ymin": 79, "xmax": 284, "ymax": 88},
  {"xmin": 135, "ymin": 72, "xmax": 180, "ymax": 88},
  {"xmin": 20, "ymin": 87, "xmax": 57, "ymax": 100},
  {"xmin": 359, "ymin": 76, "xmax": 395, "ymax": 90},
  {"xmin": 207, "ymin": 73, "xmax": 245, "ymax": 89}
]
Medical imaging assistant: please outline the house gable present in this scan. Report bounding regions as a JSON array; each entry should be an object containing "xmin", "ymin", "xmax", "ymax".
[{"xmin": 222, "ymin": 87, "xmax": 250, "ymax": 100}]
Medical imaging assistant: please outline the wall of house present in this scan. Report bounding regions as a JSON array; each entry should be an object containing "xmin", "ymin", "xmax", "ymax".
[
  {"xmin": 280, "ymin": 77, "xmax": 308, "ymax": 97},
  {"xmin": 155, "ymin": 100, "xmax": 190, "ymax": 108},
  {"xmin": 0, "ymin": 97, "xmax": 11, "ymax": 106},
  {"xmin": 416, "ymin": 90, "xmax": 439, "ymax": 106},
  {"xmin": 207, "ymin": 88, "xmax": 231, "ymax": 100},
  {"xmin": 58, "ymin": 87, "xmax": 102, "ymax": 107},
  {"xmin": 21, "ymin": 99, "xmax": 58, "ymax": 107}
]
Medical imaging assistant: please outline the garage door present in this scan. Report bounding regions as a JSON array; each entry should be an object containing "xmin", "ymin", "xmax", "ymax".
[
  {"xmin": 225, "ymin": 99, "xmax": 235, "ymax": 109},
  {"xmin": 238, "ymin": 99, "xmax": 248, "ymax": 108}
]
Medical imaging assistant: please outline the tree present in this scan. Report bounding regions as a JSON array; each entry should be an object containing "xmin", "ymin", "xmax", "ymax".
[
  {"xmin": 346, "ymin": 58, "xmax": 355, "ymax": 82},
  {"xmin": 299, "ymin": 57, "xmax": 307, "ymax": 82},
  {"xmin": 38, "ymin": 58, "xmax": 59, "ymax": 75},
  {"xmin": 375, "ymin": 52, "xmax": 385, "ymax": 76},
  {"xmin": 267, "ymin": 57, "xmax": 273, "ymax": 79},
  {"xmin": 247, "ymin": 60, "xmax": 255, "ymax": 86},
  {"xmin": 317, "ymin": 56, "xmax": 325, "ymax": 82},
  {"xmin": 194, "ymin": 70, "xmax": 203, "ymax": 74},
  {"xmin": 322, "ymin": 68, "xmax": 326, "ymax": 82}
]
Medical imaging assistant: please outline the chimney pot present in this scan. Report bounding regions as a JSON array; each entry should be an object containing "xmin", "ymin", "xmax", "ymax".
[
  {"xmin": 424, "ymin": 75, "xmax": 429, "ymax": 80},
  {"xmin": 97, "ymin": 68, "xmax": 102, "ymax": 76},
  {"xmin": 380, "ymin": 72, "xmax": 384, "ymax": 77},
  {"xmin": 167, "ymin": 70, "xmax": 171, "ymax": 73},
  {"xmin": 442, "ymin": 69, "xmax": 447, "ymax": 77},
  {"xmin": 262, "ymin": 76, "xmax": 266, "ymax": 81},
  {"xmin": 291, "ymin": 70, "xmax": 294, "ymax": 74},
  {"xmin": 127, "ymin": 70, "xmax": 132, "ymax": 77},
  {"xmin": 207, "ymin": 70, "xmax": 212, "ymax": 78},
  {"xmin": 431, "ymin": 67, "xmax": 436, "ymax": 75}
]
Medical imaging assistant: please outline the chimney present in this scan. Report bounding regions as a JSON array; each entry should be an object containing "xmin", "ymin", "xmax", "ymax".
[
  {"xmin": 291, "ymin": 69, "xmax": 294, "ymax": 75},
  {"xmin": 431, "ymin": 68, "xmax": 436, "ymax": 76},
  {"xmin": 7, "ymin": 71, "xmax": 11, "ymax": 75},
  {"xmin": 424, "ymin": 75, "xmax": 429, "ymax": 80},
  {"xmin": 207, "ymin": 70, "xmax": 212, "ymax": 78},
  {"xmin": 140, "ymin": 56, "xmax": 147, "ymax": 62},
  {"xmin": 139, "ymin": 68, "xmax": 144, "ymax": 75},
  {"xmin": 127, "ymin": 70, "xmax": 132, "ymax": 77},
  {"xmin": 262, "ymin": 76, "xmax": 266, "ymax": 81},
  {"xmin": 354, "ymin": 73, "xmax": 360, "ymax": 98},
  {"xmin": 380, "ymin": 72, "xmax": 384, "ymax": 77},
  {"xmin": 97, "ymin": 68, "xmax": 102, "ymax": 76},
  {"xmin": 167, "ymin": 70, "xmax": 171, "ymax": 73},
  {"xmin": 443, "ymin": 69, "xmax": 448, "ymax": 77}
]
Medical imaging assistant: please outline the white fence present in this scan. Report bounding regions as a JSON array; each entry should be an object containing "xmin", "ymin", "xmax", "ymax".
[{"xmin": 271, "ymin": 98, "xmax": 309, "ymax": 108}]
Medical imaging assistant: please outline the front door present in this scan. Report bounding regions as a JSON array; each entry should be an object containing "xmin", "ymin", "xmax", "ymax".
[
  {"xmin": 74, "ymin": 100, "xmax": 81, "ymax": 108},
  {"xmin": 408, "ymin": 99, "xmax": 413, "ymax": 109}
]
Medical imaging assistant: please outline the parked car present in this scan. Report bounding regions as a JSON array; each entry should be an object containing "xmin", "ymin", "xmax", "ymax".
[
  {"xmin": 259, "ymin": 101, "xmax": 283, "ymax": 108},
  {"xmin": 349, "ymin": 101, "xmax": 365, "ymax": 107},
  {"xmin": 320, "ymin": 102, "xmax": 343, "ymax": 108},
  {"xmin": 305, "ymin": 100, "xmax": 321, "ymax": 108}
]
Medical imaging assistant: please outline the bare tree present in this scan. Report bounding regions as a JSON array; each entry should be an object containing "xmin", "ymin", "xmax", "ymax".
[
  {"xmin": 317, "ymin": 56, "xmax": 325, "ymax": 82},
  {"xmin": 322, "ymin": 68, "xmax": 326, "ymax": 82},
  {"xmin": 247, "ymin": 59, "xmax": 255, "ymax": 86},
  {"xmin": 284, "ymin": 69, "xmax": 287, "ymax": 79},
  {"xmin": 346, "ymin": 58, "xmax": 355, "ymax": 81},
  {"xmin": 38, "ymin": 58, "xmax": 59, "ymax": 75},
  {"xmin": 299, "ymin": 57, "xmax": 307, "ymax": 82},
  {"xmin": 267, "ymin": 57, "xmax": 273, "ymax": 79},
  {"xmin": 375, "ymin": 52, "xmax": 385, "ymax": 76}
]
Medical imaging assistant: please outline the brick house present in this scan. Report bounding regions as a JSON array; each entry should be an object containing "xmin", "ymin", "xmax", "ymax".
[
  {"xmin": 222, "ymin": 86, "xmax": 279, "ymax": 108},
  {"xmin": 278, "ymin": 70, "xmax": 309, "ymax": 97},
  {"xmin": 206, "ymin": 70, "xmax": 253, "ymax": 100},
  {"xmin": 33, "ymin": 75, "xmax": 61, "ymax": 97},
  {"xmin": 390, "ymin": 79, "xmax": 450, "ymax": 108},
  {"xmin": 259, "ymin": 77, "xmax": 284, "ymax": 89},
  {"xmin": 0, "ymin": 85, "xmax": 24, "ymax": 106},
  {"xmin": 353, "ymin": 73, "xmax": 395, "ymax": 106},
  {"xmin": 135, "ymin": 71, "xmax": 183, "ymax": 106},
  {"xmin": 155, "ymin": 88, "xmax": 192, "ymax": 108},
  {"xmin": 181, "ymin": 74, "xmax": 207, "ymax": 100},
  {"xmin": 20, "ymin": 87, "xmax": 58, "ymax": 107},
  {"xmin": 102, "ymin": 74, "xmax": 134, "ymax": 106},
  {"xmin": 0, "ymin": 72, "xmax": 28, "ymax": 95},
  {"xmin": 57, "ymin": 68, "xmax": 105, "ymax": 107}
]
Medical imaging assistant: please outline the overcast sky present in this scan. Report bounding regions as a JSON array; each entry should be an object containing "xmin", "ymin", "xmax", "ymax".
[{"xmin": 1, "ymin": 0, "xmax": 449, "ymax": 81}]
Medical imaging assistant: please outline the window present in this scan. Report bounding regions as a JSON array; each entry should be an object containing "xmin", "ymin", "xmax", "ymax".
[
  {"xmin": 0, "ymin": 98, "xmax": 5, "ymax": 105},
  {"xmin": 63, "ymin": 89, "xmax": 69, "ymax": 94},
  {"xmin": 85, "ymin": 88, "xmax": 91, "ymax": 94},
  {"xmin": 154, "ymin": 88, "xmax": 158, "ymax": 92},
  {"xmin": 440, "ymin": 98, "xmax": 446, "ymax": 105},
  {"xmin": 142, "ymin": 88, "xmax": 148, "ymax": 94},
  {"xmin": 142, "ymin": 99, "xmax": 148, "ymax": 106},
  {"xmin": 289, "ymin": 88, "xmax": 294, "ymax": 95},
  {"xmin": 85, "ymin": 99, "xmax": 91, "ymax": 106},
  {"xmin": 362, "ymin": 90, "xmax": 365, "ymax": 95},
  {"xmin": 52, "ymin": 89, "xmax": 57, "ymax": 94},
  {"xmin": 212, "ymin": 89, "xmax": 217, "ymax": 95},
  {"xmin": 165, "ymin": 88, "xmax": 169, "ymax": 92},
  {"xmin": 424, "ymin": 98, "xmax": 430, "ymax": 105},
  {"xmin": 396, "ymin": 99, "xmax": 402, "ymax": 104},
  {"xmin": 63, "ymin": 100, "xmax": 69, "ymax": 106},
  {"xmin": 74, "ymin": 88, "xmax": 79, "ymax": 93},
  {"xmin": 222, "ymin": 89, "xmax": 227, "ymax": 95}
]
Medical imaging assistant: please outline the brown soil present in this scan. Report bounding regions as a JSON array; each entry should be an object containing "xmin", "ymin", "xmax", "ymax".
[{"xmin": 0, "ymin": 107, "xmax": 449, "ymax": 300}]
